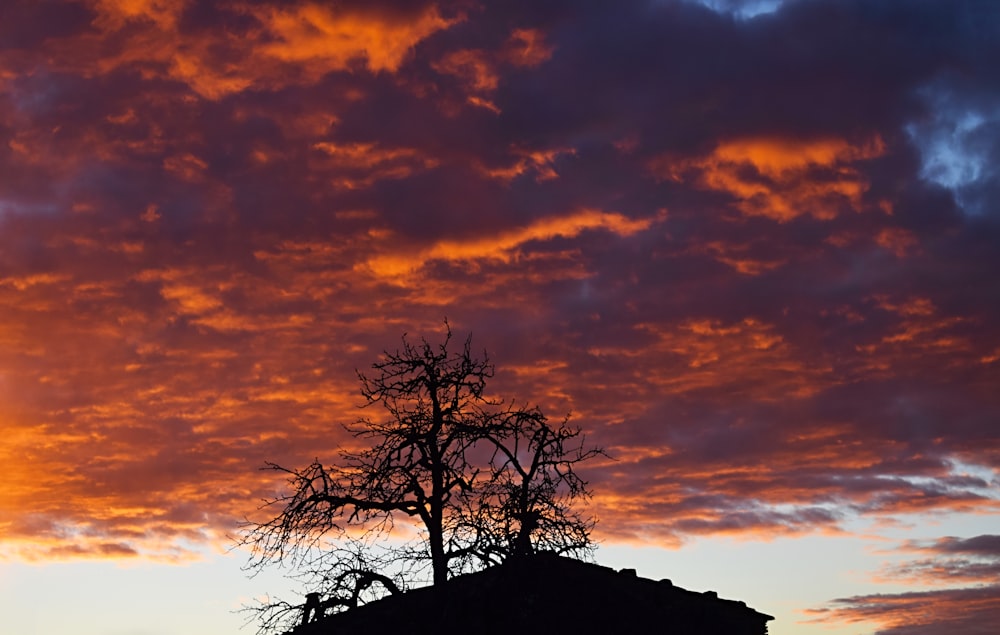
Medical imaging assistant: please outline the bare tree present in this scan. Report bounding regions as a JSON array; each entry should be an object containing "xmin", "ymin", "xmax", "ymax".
[
  {"xmin": 241, "ymin": 536, "xmax": 410, "ymax": 633},
  {"xmin": 240, "ymin": 323, "xmax": 603, "ymax": 633},
  {"xmin": 472, "ymin": 409, "xmax": 602, "ymax": 564}
]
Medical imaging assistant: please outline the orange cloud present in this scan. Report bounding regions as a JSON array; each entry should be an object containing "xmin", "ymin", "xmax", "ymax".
[
  {"xmin": 46, "ymin": 2, "xmax": 457, "ymax": 99},
  {"xmin": 256, "ymin": 4, "xmax": 455, "ymax": 74},
  {"xmin": 694, "ymin": 240, "xmax": 787, "ymax": 275},
  {"xmin": 851, "ymin": 296, "xmax": 973, "ymax": 374},
  {"xmin": 630, "ymin": 318, "xmax": 832, "ymax": 400},
  {"xmin": 433, "ymin": 49, "xmax": 500, "ymax": 92},
  {"xmin": 3, "ymin": 2, "xmax": 998, "ymax": 570},
  {"xmin": 364, "ymin": 208, "xmax": 663, "ymax": 278},
  {"xmin": 0, "ymin": 260, "xmax": 370, "ymax": 560},
  {"xmin": 653, "ymin": 136, "xmax": 886, "ymax": 221},
  {"xmin": 482, "ymin": 147, "xmax": 577, "ymax": 182},
  {"xmin": 167, "ymin": 52, "xmax": 256, "ymax": 99},
  {"xmin": 311, "ymin": 142, "xmax": 440, "ymax": 189},
  {"xmin": 162, "ymin": 153, "xmax": 209, "ymax": 182},
  {"xmin": 813, "ymin": 584, "xmax": 1000, "ymax": 635},
  {"xmin": 89, "ymin": 0, "xmax": 190, "ymax": 29},
  {"xmin": 503, "ymin": 28, "xmax": 554, "ymax": 67},
  {"xmin": 430, "ymin": 27, "xmax": 552, "ymax": 114},
  {"xmin": 876, "ymin": 227, "xmax": 920, "ymax": 257}
]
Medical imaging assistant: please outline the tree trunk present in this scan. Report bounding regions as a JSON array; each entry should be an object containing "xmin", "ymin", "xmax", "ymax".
[
  {"xmin": 429, "ymin": 515, "xmax": 447, "ymax": 585},
  {"xmin": 429, "ymin": 383, "xmax": 448, "ymax": 586}
]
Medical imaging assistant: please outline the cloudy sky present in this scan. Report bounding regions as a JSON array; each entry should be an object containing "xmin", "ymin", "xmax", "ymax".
[{"xmin": 1, "ymin": 0, "xmax": 999, "ymax": 633}]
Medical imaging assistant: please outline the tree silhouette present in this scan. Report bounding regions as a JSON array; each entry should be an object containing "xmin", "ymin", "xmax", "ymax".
[{"xmin": 241, "ymin": 323, "xmax": 603, "ymax": 633}]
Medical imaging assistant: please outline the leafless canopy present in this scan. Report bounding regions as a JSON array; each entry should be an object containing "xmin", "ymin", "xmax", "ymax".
[{"xmin": 240, "ymin": 322, "xmax": 603, "ymax": 633}]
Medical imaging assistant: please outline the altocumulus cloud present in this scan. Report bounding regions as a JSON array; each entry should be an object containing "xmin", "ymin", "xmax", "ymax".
[{"xmin": 0, "ymin": 4, "xmax": 999, "ymax": 632}]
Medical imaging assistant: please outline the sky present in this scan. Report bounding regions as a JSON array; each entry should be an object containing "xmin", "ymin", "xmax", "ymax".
[{"xmin": 1, "ymin": 0, "xmax": 999, "ymax": 634}]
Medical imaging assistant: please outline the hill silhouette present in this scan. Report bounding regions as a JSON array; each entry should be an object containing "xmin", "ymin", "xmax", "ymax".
[{"xmin": 290, "ymin": 552, "xmax": 773, "ymax": 635}]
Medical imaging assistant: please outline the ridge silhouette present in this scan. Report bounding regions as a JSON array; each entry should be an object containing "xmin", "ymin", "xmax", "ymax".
[{"xmin": 290, "ymin": 552, "xmax": 773, "ymax": 635}]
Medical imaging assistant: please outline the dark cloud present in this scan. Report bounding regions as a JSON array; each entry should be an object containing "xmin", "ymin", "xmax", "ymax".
[
  {"xmin": 814, "ymin": 534, "xmax": 1000, "ymax": 633},
  {"xmin": 817, "ymin": 585, "xmax": 1000, "ymax": 635},
  {"xmin": 927, "ymin": 535, "xmax": 1000, "ymax": 556},
  {"xmin": 0, "ymin": 12, "xmax": 998, "ymax": 635},
  {"xmin": 871, "ymin": 535, "xmax": 1000, "ymax": 584}
]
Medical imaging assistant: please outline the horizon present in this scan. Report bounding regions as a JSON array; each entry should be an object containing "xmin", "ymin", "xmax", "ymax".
[{"xmin": 2, "ymin": 1, "xmax": 999, "ymax": 634}]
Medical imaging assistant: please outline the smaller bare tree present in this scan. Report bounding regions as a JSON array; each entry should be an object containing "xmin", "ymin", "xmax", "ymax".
[
  {"xmin": 242, "ymin": 536, "xmax": 409, "ymax": 633},
  {"xmin": 453, "ymin": 407, "xmax": 602, "ymax": 568}
]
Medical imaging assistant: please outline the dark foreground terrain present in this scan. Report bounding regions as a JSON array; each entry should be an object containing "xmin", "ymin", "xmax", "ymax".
[{"xmin": 293, "ymin": 552, "xmax": 773, "ymax": 635}]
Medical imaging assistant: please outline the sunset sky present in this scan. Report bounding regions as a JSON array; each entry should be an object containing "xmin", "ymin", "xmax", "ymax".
[{"xmin": 2, "ymin": 0, "xmax": 999, "ymax": 633}]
